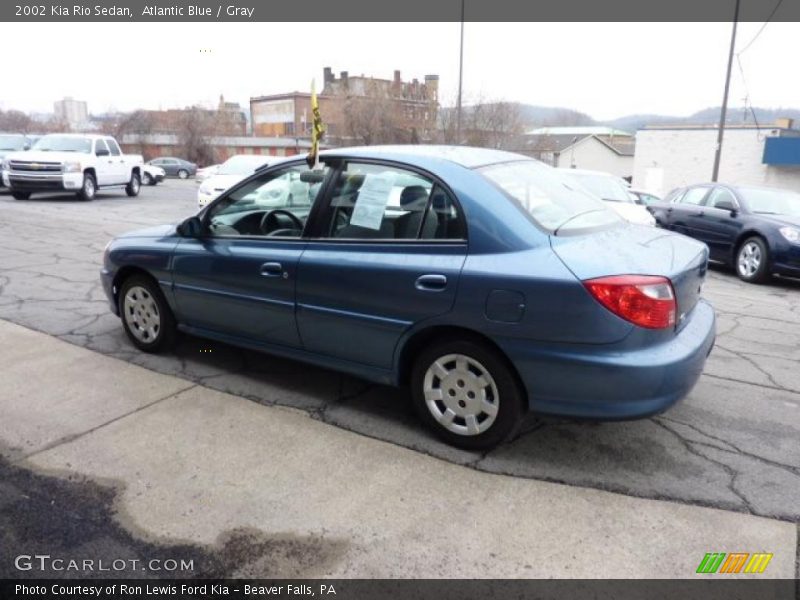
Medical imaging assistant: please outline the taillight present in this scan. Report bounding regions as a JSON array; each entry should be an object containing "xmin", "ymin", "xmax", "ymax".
[{"xmin": 583, "ymin": 275, "xmax": 676, "ymax": 329}]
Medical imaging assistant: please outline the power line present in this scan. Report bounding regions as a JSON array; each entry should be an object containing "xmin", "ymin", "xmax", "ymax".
[{"xmin": 736, "ymin": 0, "xmax": 785, "ymax": 55}]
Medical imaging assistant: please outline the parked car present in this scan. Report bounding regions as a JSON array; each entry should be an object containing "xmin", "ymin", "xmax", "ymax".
[
  {"xmin": 560, "ymin": 169, "xmax": 656, "ymax": 226},
  {"xmin": 147, "ymin": 157, "xmax": 197, "ymax": 179},
  {"xmin": 629, "ymin": 189, "xmax": 662, "ymax": 206},
  {"xmin": 197, "ymin": 154, "xmax": 285, "ymax": 207},
  {"xmin": 648, "ymin": 183, "xmax": 800, "ymax": 283},
  {"xmin": 0, "ymin": 133, "xmax": 36, "ymax": 190},
  {"xmin": 142, "ymin": 164, "xmax": 166, "ymax": 186},
  {"xmin": 196, "ymin": 164, "xmax": 220, "ymax": 185},
  {"xmin": 101, "ymin": 146, "xmax": 715, "ymax": 450},
  {"xmin": 1, "ymin": 134, "xmax": 143, "ymax": 200}
]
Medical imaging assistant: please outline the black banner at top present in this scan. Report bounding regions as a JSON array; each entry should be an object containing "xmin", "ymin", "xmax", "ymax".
[{"xmin": 1, "ymin": 0, "xmax": 800, "ymax": 22}]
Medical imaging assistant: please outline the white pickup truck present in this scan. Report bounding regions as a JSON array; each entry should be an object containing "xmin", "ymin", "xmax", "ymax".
[{"xmin": 1, "ymin": 133, "xmax": 143, "ymax": 201}]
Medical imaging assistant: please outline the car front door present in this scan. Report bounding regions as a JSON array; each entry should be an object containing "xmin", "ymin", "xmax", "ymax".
[
  {"xmin": 93, "ymin": 139, "xmax": 114, "ymax": 186},
  {"xmin": 296, "ymin": 160, "xmax": 468, "ymax": 370},
  {"xmin": 170, "ymin": 161, "xmax": 332, "ymax": 347}
]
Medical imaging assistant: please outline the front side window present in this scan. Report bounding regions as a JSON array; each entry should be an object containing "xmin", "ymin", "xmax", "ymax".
[
  {"xmin": 206, "ymin": 163, "xmax": 330, "ymax": 238},
  {"xmin": 706, "ymin": 188, "xmax": 737, "ymax": 209},
  {"xmin": 320, "ymin": 162, "xmax": 465, "ymax": 240},
  {"xmin": 480, "ymin": 160, "xmax": 619, "ymax": 233},
  {"xmin": 95, "ymin": 139, "xmax": 109, "ymax": 155}
]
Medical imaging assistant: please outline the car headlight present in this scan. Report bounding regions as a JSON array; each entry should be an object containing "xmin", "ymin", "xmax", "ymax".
[
  {"xmin": 63, "ymin": 161, "xmax": 82, "ymax": 173},
  {"xmin": 199, "ymin": 182, "xmax": 213, "ymax": 195},
  {"xmin": 1, "ymin": 159, "xmax": 9, "ymax": 171},
  {"xmin": 779, "ymin": 226, "xmax": 800, "ymax": 243}
]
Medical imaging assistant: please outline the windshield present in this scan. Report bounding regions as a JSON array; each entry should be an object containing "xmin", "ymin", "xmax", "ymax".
[
  {"xmin": 480, "ymin": 161, "xmax": 621, "ymax": 233},
  {"xmin": 563, "ymin": 172, "xmax": 633, "ymax": 203},
  {"xmin": 0, "ymin": 135, "xmax": 26, "ymax": 151},
  {"xmin": 32, "ymin": 136, "xmax": 92, "ymax": 153},
  {"xmin": 740, "ymin": 187, "xmax": 800, "ymax": 217},
  {"xmin": 218, "ymin": 155, "xmax": 270, "ymax": 175}
]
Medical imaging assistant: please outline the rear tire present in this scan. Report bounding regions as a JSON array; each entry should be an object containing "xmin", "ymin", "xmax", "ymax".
[
  {"xmin": 125, "ymin": 172, "xmax": 141, "ymax": 197},
  {"xmin": 76, "ymin": 172, "xmax": 96, "ymax": 201},
  {"xmin": 411, "ymin": 338, "xmax": 525, "ymax": 450},
  {"xmin": 735, "ymin": 236, "xmax": 770, "ymax": 283},
  {"xmin": 118, "ymin": 274, "xmax": 176, "ymax": 353},
  {"xmin": 11, "ymin": 192, "xmax": 30, "ymax": 200}
]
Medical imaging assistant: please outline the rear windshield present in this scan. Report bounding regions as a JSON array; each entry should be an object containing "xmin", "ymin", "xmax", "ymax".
[{"xmin": 479, "ymin": 160, "xmax": 621, "ymax": 234}]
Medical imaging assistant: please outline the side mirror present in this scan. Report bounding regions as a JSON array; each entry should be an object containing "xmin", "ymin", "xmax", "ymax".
[
  {"xmin": 715, "ymin": 200, "xmax": 737, "ymax": 214},
  {"xmin": 177, "ymin": 216, "xmax": 204, "ymax": 237},
  {"xmin": 96, "ymin": 148, "xmax": 110, "ymax": 157},
  {"xmin": 23, "ymin": 143, "xmax": 31, "ymax": 151}
]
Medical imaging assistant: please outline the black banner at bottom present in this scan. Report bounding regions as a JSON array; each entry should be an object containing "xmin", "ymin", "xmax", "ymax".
[{"xmin": 2, "ymin": 579, "xmax": 797, "ymax": 600}]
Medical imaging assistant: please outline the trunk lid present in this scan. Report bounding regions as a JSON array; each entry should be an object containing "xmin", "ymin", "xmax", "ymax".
[{"xmin": 550, "ymin": 225, "xmax": 709, "ymax": 330}]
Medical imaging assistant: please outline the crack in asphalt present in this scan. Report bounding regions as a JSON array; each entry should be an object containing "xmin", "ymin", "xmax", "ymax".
[{"xmin": 651, "ymin": 419, "xmax": 757, "ymax": 515}]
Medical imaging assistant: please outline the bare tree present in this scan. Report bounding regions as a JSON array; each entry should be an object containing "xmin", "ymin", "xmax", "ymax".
[
  {"xmin": 436, "ymin": 93, "xmax": 523, "ymax": 149},
  {"xmin": 173, "ymin": 106, "xmax": 220, "ymax": 165},
  {"xmin": 0, "ymin": 110, "xmax": 33, "ymax": 133}
]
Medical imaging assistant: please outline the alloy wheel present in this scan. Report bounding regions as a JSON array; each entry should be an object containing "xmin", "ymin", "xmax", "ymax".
[{"xmin": 737, "ymin": 242, "xmax": 761, "ymax": 278}]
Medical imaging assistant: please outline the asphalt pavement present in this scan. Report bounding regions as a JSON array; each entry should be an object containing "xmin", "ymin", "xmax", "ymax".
[{"xmin": 0, "ymin": 181, "xmax": 798, "ymax": 577}]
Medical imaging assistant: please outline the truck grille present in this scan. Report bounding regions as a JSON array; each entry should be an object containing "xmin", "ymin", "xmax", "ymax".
[{"xmin": 9, "ymin": 160, "xmax": 62, "ymax": 173}]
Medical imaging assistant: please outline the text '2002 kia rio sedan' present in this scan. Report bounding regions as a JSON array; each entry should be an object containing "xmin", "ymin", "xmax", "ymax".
[{"xmin": 101, "ymin": 146, "xmax": 716, "ymax": 449}]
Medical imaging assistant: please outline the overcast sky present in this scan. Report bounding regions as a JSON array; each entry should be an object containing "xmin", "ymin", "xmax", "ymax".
[{"xmin": 1, "ymin": 22, "xmax": 798, "ymax": 120}]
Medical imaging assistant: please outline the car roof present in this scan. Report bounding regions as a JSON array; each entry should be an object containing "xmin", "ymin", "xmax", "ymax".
[{"xmin": 319, "ymin": 145, "xmax": 532, "ymax": 170}]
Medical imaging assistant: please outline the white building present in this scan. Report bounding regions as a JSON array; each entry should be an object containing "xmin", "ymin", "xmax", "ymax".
[
  {"xmin": 521, "ymin": 126, "xmax": 635, "ymax": 179},
  {"xmin": 54, "ymin": 97, "xmax": 89, "ymax": 130},
  {"xmin": 633, "ymin": 121, "xmax": 800, "ymax": 196}
]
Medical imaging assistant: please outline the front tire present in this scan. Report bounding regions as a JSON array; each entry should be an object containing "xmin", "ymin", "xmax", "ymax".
[
  {"xmin": 11, "ymin": 192, "xmax": 30, "ymax": 200},
  {"xmin": 76, "ymin": 172, "xmax": 96, "ymax": 201},
  {"xmin": 125, "ymin": 172, "xmax": 141, "ymax": 197},
  {"xmin": 736, "ymin": 236, "xmax": 770, "ymax": 283},
  {"xmin": 411, "ymin": 338, "xmax": 524, "ymax": 450},
  {"xmin": 118, "ymin": 275, "xmax": 176, "ymax": 353},
  {"xmin": 177, "ymin": 169, "xmax": 189, "ymax": 180}
]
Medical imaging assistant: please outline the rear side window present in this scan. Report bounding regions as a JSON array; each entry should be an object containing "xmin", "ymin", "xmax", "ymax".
[
  {"xmin": 679, "ymin": 187, "xmax": 709, "ymax": 205},
  {"xmin": 321, "ymin": 162, "xmax": 465, "ymax": 241},
  {"xmin": 106, "ymin": 139, "xmax": 121, "ymax": 156},
  {"xmin": 480, "ymin": 160, "xmax": 620, "ymax": 234}
]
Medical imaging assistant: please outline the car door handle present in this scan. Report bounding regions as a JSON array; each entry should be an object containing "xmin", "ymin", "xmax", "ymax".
[
  {"xmin": 415, "ymin": 274, "xmax": 447, "ymax": 291},
  {"xmin": 260, "ymin": 262, "xmax": 284, "ymax": 278}
]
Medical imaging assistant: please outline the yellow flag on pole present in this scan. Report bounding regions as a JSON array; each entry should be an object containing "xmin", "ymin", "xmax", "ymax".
[{"xmin": 306, "ymin": 79, "xmax": 325, "ymax": 168}]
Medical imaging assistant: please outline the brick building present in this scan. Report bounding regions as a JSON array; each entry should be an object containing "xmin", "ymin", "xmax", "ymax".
[{"xmin": 250, "ymin": 67, "xmax": 440, "ymax": 145}]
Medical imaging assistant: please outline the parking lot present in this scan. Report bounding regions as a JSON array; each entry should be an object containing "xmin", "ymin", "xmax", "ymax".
[{"xmin": 1, "ymin": 180, "xmax": 799, "ymax": 576}]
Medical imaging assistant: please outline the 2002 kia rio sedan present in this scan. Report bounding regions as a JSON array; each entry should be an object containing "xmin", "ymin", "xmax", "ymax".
[{"xmin": 101, "ymin": 146, "xmax": 716, "ymax": 449}]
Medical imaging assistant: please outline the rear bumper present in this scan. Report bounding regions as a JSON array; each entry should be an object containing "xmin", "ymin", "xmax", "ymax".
[{"xmin": 500, "ymin": 299, "xmax": 716, "ymax": 420}]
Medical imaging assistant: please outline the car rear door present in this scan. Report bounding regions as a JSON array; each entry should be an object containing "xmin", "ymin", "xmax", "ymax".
[
  {"xmin": 106, "ymin": 138, "xmax": 128, "ymax": 184},
  {"xmin": 295, "ymin": 160, "xmax": 468, "ymax": 370},
  {"xmin": 664, "ymin": 186, "xmax": 711, "ymax": 238},
  {"xmin": 691, "ymin": 186, "xmax": 744, "ymax": 261},
  {"xmin": 93, "ymin": 139, "xmax": 114, "ymax": 186},
  {"xmin": 170, "ymin": 161, "xmax": 331, "ymax": 347}
]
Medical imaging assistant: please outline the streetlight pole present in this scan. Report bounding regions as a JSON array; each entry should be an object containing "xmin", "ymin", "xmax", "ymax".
[
  {"xmin": 712, "ymin": 0, "xmax": 741, "ymax": 182},
  {"xmin": 455, "ymin": 0, "xmax": 465, "ymax": 144}
]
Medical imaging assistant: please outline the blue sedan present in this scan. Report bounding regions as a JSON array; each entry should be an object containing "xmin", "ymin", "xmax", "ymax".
[
  {"xmin": 649, "ymin": 183, "xmax": 800, "ymax": 283},
  {"xmin": 101, "ymin": 146, "xmax": 716, "ymax": 449}
]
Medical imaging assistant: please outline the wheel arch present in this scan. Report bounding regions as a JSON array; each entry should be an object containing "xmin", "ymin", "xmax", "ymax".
[
  {"xmin": 395, "ymin": 324, "xmax": 527, "ymax": 397},
  {"xmin": 111, "ymin": 266, "xmax": 159, "ymax": 308}
]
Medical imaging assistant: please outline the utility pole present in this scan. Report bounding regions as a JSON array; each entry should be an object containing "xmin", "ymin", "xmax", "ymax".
[
  {"xmin": 455, "ymin": 0, "xmax": 465, "ymax": 144},
  {"xmin": 712, "ymin": 0, "xmax": 741, "ymax": 182}
]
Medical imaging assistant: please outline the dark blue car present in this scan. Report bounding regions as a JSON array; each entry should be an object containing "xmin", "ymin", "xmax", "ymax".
[
  {"xmin": 650, "ymin": 183, "xmax": 800, "ymax": 283},
  {"xmin": 101, "ymin": 146, "xmax": 716, "ymax": 449}
]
